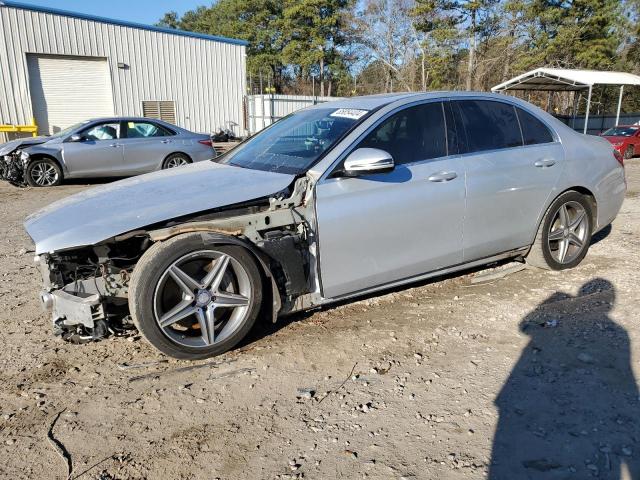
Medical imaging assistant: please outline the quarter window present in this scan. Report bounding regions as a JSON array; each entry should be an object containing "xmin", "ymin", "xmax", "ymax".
[
  {"xmin": 455, "ymin": 100, "xmax": 522, "ymax": 153},
  {"xmin": 516, "ymin": 107, "xmax": 554, "ymax": 145},
  {"xmin": 358, "ymin": 102, "xmax": 447, "ymax": 164},
  {"xmin": 82, "ymin": 123, "xmax": 120, "ymax": 141}
]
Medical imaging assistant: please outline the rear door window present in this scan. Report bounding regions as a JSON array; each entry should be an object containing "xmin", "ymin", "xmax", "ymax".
[
  {"xmin": 515, "ymin": 107, "xmax": 554, "ymax": 145},
  {"xmin": 358, "ymin": 102, "xmax": 447, "ymax": 164},
  {"xmin": 455, "ymin": 100, "xmax": 523, "ymax": 153},
  {"xmin": 125, "ymin": 121, "xmax": 174, "ymax": 138}
]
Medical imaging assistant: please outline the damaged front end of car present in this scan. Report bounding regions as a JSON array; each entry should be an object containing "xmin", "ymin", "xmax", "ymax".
[
  {"xmin": 35, "ymin": 176, "xmax": 319, "ymax": 344},
  {"xmin": 0, "ymin": 150, "xmax": 28, "ymax": 186},
  {"xmin": 36, "ymin": 235, "xmax": 147, "ymax": 343}
]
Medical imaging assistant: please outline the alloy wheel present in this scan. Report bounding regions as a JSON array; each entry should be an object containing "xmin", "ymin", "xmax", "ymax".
[
  {"xmin": 153, "ymin": 250, "xmax": 252, "ymax": 348},
  {"xmin": 30, "ymin": 162, "xmax": 59, "ymax": 186},
  {"xmin": 165, "ymin": 157, "xmax": 189, "ymax": 168},
  {"xmin": 547, "ymin": 201, "xmax": 589, "ymax": 265}
]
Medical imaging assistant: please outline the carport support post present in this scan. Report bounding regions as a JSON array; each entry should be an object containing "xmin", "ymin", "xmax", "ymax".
[
  {"xmin": 571, "ymin": 91, "xmax": 579, "ymax": 130},
  {"xmin": 616, "ymin": 85, "xmax": 624, "ymax": 126},
  {"xmin": 584, "ymin": 85, "xmax": 593, "ymax": 134}
]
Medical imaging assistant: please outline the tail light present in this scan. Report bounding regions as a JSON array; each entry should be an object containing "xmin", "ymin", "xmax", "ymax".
[
  {"xmin": 198, "ymin": 139, "xmax": 213, "ymax": 147},
  {"xmin": 613, "ymin": 149, "xmax": 624, "ymax": 167}
]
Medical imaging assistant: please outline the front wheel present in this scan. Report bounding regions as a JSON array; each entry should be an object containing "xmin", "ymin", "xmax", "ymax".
[
  {"xmin": 526, "ymin": 191, "xmax": 593, "ymax": 270},
  {"xmin": 25, "ymin": 158, "xmax": 62, "ymax": 187},
  {"xmin": 624, "ymin": 145, "xmax": 634, "ymax": 160},
  {"xmin": 129, "ymin": 234, "xmax": 263, "ymax": 359}
]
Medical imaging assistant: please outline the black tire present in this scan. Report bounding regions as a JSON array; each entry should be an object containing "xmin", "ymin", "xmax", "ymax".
[
  {"xmin": 624, "ymin": 145, "xmax": 634, "ymax": 160},
  {"xmin": 25, "ymin": 158, "xmax": 63, "ymax": 187},
  {"xmin": 162, "ymin": 153, "xmax": 192, "ymax": 169},
  {"xmin": 129, "ymin": 234, "xmax": 262, "ymax": 359},
  {"xmin": 526, "ymin": 191, "xmax": 593, "ymax": 270}
]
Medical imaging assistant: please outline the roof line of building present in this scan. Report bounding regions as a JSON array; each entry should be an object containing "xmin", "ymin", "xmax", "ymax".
[{"xmin": 0, "ymin": 0, "xmax": 249, "ymax": 46}]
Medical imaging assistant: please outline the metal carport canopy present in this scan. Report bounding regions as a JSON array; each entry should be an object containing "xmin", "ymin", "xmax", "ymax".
[{"xmin": 491, "ymin": 68, "xmax": 640, "ymax": 134}]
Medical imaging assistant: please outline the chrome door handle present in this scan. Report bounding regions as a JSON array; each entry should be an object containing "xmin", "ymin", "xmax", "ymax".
[
  {"xmin": 428, "ymin": 171, "xmax": 458, "ymax": 182},
  {"xmin": 109, "ymin": 143, "xmax": 121, "ymax": 147},
  {"xmin": 161, "ymin": 139, "xmax": 172, "ymax": 144},
  {"xmin": 534, "ymin": 159, "xmax": 556, "ymax": 168}
]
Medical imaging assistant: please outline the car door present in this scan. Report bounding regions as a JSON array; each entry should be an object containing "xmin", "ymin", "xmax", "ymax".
[
  {"xmin": 61, "ymin": 122, "xmax": 125, "ymax": 177},
  {"xmin": 119, "ymin": 121, "xmax": 177, "ymax": 173},
  {"xmin": 453, "ymin": 99, "xmax": 564, "ymax": 261},
  {"xmin": 315, "ymin": 101, "xmax": 466, "ymax": 299}
]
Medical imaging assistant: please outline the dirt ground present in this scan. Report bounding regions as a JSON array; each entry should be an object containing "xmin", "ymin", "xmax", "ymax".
[{"xmin": 0, "ymin": 162, "xmax": 639, "ymax": 480}]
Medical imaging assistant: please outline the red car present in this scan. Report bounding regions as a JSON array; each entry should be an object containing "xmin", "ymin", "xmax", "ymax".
[{"xmin": 600, "ymin": 125, "xmax": 640, "ymax": 159}]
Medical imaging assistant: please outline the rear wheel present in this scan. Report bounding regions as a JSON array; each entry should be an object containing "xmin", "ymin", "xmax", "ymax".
[
  {"xmin": 526, "ymin": 191, "xmax": 593, "ymax": 270},
  {"xmin": 162, "ymin": 153, "xmax": 191, "ymax": 169},
  {"xmin": 25, "ymin": 158, "xmax": 62, "ymax": 187},
  {"xmin": 129, "ymin": 234, "xmax": 262, "ymax": 359},
  {"xmin": 624, "ymin": 145, "xmax": 634, "ymax": 160}
]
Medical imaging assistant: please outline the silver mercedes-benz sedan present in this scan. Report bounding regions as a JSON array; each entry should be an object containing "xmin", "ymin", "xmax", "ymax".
[
  {"xmin": 0, "ymin": 117, "xmax": 215, "ymax": 187},
  {"xmin": 24, "ymin": 92, "xmax": 626, "ymax": 359}
]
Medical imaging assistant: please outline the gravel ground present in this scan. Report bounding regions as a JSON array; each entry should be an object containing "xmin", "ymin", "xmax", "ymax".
[{"xmin": 0, "ymin": 162, "xmax": 639, "ymax": 480}]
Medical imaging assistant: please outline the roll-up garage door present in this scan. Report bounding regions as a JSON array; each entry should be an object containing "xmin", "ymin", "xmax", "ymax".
[{"xmin": 27, "ymin": 54, "xmax": 114, "ymax": 135}]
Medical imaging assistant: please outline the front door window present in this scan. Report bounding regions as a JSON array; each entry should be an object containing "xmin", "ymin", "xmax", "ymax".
[{"xmin": 83, "ymin": 123, "xmax": 120, "ymax": 141}]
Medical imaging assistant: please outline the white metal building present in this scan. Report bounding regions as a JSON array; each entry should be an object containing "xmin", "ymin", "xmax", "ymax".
[{"xmin": 0, "ymin": 1, "xmax": 247, "ymax": 138}]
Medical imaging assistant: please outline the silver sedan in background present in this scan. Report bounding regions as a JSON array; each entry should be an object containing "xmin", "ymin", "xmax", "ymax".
[{"xmin": 0, "ymin": 117, "xmax": 215, "ymax": 187}]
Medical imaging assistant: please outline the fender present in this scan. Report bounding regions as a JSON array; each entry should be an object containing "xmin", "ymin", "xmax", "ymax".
[{"xmin": 196, "ymin": 232, "xmax": 283, "ymax": 323}]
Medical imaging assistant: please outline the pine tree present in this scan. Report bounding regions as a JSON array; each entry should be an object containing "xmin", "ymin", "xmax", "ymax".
[{"xmin": 280, "ymin": 0, "xmax": 353, "ymax": 96}]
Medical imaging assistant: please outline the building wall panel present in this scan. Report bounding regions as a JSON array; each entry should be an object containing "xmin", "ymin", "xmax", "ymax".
[{"xmin": 0, "ymin": 4, "xmax": 246, "ymax": 136}]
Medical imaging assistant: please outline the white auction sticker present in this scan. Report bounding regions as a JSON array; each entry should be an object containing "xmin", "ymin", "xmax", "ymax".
[{"xmin": 330, "ymin": 108, "xmax": 369, "ymax": 120}]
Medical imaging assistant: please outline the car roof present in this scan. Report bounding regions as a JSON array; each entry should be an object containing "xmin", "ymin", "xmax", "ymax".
[
  {"xmin": 307, "ymin": 92, "xmax": 424, "ymax": 110},
  {"xmin": 306, "ymin": 91, "xmax": 539, "ymax": 111},
  {"xmin": 86, "ymin": 117, "xmax": 174, "ymax": 124}
]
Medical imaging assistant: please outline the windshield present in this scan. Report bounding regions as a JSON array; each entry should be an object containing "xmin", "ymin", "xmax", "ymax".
[
  {"xmin": 49, "ymin": 121, "xmax": 89, "ymax": 139},
  {"xmin": 220, "ymin": 107, "xmax": 369, "ymax": 174},
  {"xmin": 602, "ymin": 126, "xmax": 638, "ymax": 137}
]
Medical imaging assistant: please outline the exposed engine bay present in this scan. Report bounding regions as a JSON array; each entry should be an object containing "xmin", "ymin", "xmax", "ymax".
[
  {"xmin": 0, "ymin": 135, "xmax": 49, "ymax": 186},
  {"xmin": 0, "ymin": 151, "xmax": 27, "ymax": 186},
  {"xmin": 37, "ymin": 177, "xmax": 316, "ymax": 344}
]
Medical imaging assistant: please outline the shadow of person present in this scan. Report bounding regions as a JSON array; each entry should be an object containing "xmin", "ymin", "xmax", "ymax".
[{"xmin": 490, "ymin": 279, "xmax": 640, "ymax": 479}]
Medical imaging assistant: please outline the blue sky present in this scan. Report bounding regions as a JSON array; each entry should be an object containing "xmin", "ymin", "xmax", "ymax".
[{"xmin": 21, "ymin": 0, "xmax": 208, "ymax": 25}]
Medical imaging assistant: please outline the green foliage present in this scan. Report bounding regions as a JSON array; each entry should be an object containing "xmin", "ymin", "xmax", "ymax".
[
  {"xmin": 280, "ymin": 0, "xmax": 351, "ymax": 68},
  {"xmin": 157, "ymin": 0, "xmax": 640, "ymax": 102},
  {"xmin": 518, "ymin": 0, "xmax": 622, "ymax": 69},
  {"xmin": 157, "ymin": 0, "xmax": 353, "ymax": 94},
  {"xmin": 412, "ymin": 0, "xmax": 465, "ymax": 89}
]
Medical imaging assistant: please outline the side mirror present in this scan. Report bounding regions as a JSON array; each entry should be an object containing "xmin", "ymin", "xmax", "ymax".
[
  {"xmin": 342, "ymin": 148, "xmax": 395, "ymax": 176},
  {"xmin": 68, "ymin": 134, "xmax": 85, "ymax": 142}
]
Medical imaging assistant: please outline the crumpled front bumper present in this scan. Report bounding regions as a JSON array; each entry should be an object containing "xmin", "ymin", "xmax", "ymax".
[
  {"xmin": 36, "ymin": 255, "xmax": 106, "ymax": 331},
  {"xmin": 40, "ymin": 288, "xmax": 104, "ymax": 330}
]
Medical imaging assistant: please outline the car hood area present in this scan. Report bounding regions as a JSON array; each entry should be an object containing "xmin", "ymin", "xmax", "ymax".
[
  {"xmin": 0, "ymin": 136, "xmax": 51, "ymax": 156},
  {"xmin": 24, "ymin": 161, "xmax": 296, "ymax": 254}
]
